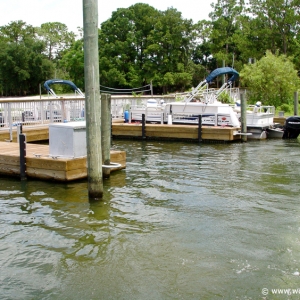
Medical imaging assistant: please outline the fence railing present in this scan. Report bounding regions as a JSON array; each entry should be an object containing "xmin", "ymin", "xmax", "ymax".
[{"xmin": 0, "ymin": 95, "xmax": 176, "ymax": 139}]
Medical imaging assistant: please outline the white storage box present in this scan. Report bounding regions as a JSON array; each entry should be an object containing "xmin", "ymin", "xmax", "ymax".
[{"xmin": 49, "ymin": 121, "xmax": 86, "ymax": 158}]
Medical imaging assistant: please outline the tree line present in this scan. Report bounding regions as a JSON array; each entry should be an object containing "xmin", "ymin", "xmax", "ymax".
[{"xmin": 0, "ymin": 0, "xmax": 300, "ymax": 107}]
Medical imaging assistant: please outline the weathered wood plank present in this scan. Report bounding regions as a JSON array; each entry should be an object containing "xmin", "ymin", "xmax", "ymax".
[
  {"xmin": 0, "ymin": 165, "xmax": 20, "ymax": 176},
  {"xmin": 0, "ymin": 126, "xmax": 49, "ymax": 142},
  {"xmin": 111, "ymin": 123, "xmax": 238, "ymax": 141}
]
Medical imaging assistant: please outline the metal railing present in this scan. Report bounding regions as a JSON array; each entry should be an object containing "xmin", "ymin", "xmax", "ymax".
[
  {"xmin": 0, "ymin": 95, "xmax": 176, "ymax": 140},
  {"xmin": 0, "ymin": 98, "xmax": 85, "ymax": 128}
]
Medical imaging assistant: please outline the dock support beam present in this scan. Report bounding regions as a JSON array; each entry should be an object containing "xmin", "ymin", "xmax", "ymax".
[
  {"xmin": 19, "ymin": 133, "xmax": 26, "ymax": 181},
  {"xmin": 198, "ymin": 115, "xmax": 202, "ymax": 143},
  {"xmin": 142, "ymin": 114, "xmax": 146, "ymax": 139},
  {"xmin": 101, "ymin": 94, "xmax": 111, "ymax": 178},
  {"xmin": 241, "ymin": 93, "xmax": 247, "ymax": 142},
  {"xmin": 83, "ymin": 0, "xmax": 103, "ymax": 199},
  {"xmin": 294, "ymin": 91, "xmax": 299, "ymax": 116}
]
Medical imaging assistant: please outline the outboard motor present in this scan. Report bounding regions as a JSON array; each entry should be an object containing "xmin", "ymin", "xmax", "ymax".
[{"xmin": 282, "ymin": 116, "xmax": 300, "ymax": 139}]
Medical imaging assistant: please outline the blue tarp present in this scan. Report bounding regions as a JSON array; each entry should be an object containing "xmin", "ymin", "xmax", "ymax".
[{"xmin": 205, "ymin": 67, "xmax": 239, "ymax": 84}]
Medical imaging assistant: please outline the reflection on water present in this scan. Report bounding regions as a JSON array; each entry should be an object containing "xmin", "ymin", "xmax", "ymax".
[{"xmin": 1, "ymin": 139, "xmax": 300, "ymax": 299}]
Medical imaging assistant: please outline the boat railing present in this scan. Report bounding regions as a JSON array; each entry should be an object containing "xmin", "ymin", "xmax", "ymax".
[
  {"xmin": 247, "ymin": 105, "xmax": 275, "ymax": 114},
  {"xmin": 200, "ymin": 87, "xmax": 240, "ymax": 104},
  {"xmin": 129, "ymin": 104, "xmax": 165, "ymax": 123}
]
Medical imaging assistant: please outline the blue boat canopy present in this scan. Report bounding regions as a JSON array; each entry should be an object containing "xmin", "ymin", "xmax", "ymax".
[
  {"xmin": 205, "ymin": 67, "xmax": 239, "ymax": 84},
  {"xmin": 44, "ymin": 79, "xmax": 84, "ymax": 97}
]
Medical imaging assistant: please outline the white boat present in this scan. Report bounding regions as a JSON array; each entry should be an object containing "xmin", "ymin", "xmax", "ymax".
[
  {"xmin": 130, "ymin": 67, "xmax": 241, "ymax": 127},
  {"xmin": 129, "ymin": 67, "xmax": 282, "ymax": 139},
  {"xmin": 234, "ymin": 101, "xmax": 283, "ymax": 140},
  {"xmin": 235, "ymin": 102, "xmax": 282, "ymax": 139}
]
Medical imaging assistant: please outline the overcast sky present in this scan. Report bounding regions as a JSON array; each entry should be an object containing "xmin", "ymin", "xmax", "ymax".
[{"xmin": 0, "ymin": 0, "xmax": 216, "ymax": 35}]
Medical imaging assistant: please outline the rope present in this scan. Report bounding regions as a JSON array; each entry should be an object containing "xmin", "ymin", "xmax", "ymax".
[{"xmin": 100, "ymin": 84, "xmax": 152, "ymax": 94}]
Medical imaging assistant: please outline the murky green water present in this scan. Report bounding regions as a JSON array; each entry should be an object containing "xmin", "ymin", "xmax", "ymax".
[{"xmin": 1, "ymin": 139, "xmax": 300, "ymax": 300}]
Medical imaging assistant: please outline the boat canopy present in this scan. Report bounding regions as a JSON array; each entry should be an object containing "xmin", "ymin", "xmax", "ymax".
[
  {"xmin": 44, "ymin": 79, "xmax": 84, "ymax": 97},
  {"xmin": 205, "ymin": 67, "xmax": 239, "ymax": 84},
  {"xmin": 183, "ymin": 67, "xmax": 239, "ymax": 103}
]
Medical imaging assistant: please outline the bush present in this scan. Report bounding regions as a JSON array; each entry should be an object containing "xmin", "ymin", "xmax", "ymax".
[
  {"xmin": 218, "ymin": 92, "xmax": 233, "ymax": 104},
  {"xmin": 278, "ymin": 103, "xmax": 290, "ymax": 113}
]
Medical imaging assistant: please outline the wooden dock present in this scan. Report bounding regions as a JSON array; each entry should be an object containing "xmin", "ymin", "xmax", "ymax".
[
  {"xmin": 0, "ymin": 122, "xmax": 242, "ymax": 181},
  {"xmin": 0, "ymin": 141, "xmax": 126, "ymax": 181},
  {"xmin": 112, "ymin": 123, "xmax": 242, "ymax": 142},
  {"xmin": 0, "ymin": 117, "xmax": 287, "ymax": 181},
  {"xmin": 1, "ymin": 123, "xmax": 243, "ymax": 143}
]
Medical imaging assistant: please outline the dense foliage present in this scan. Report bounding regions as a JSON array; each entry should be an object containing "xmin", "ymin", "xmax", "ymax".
[
  {"xmin": 240, "ymin": 51, "xmax": 300, "ymax": 106},
  {"xmin": 1, "ymin": 0, "xmax": 300, "ymax": 107}
]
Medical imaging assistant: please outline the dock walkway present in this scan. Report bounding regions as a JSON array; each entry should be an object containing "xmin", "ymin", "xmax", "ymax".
[{"xmin": 0, "ymin": 141, "xmax": 126, "ymax": 181}]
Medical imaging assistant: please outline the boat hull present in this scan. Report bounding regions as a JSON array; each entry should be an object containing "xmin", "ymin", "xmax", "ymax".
[
  {"xmin": 247, "ymin": 126, "xmax": 268, "ymax": 140},
  {"xmin": 266, "ymin": 127, "xmax": 284, "ymax": 139}
]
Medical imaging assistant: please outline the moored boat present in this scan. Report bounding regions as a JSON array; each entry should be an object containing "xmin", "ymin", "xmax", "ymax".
[
  {"xmin": 44, "ymin": 79, "xmax": 84, "ymax": 98},
  {"xmin": 130, "ymin": 67, "xmax": 241, "ymax": 127},
  {"xmin": 235, "ymin": 102, "xmax": 279, "ymax": 139}
]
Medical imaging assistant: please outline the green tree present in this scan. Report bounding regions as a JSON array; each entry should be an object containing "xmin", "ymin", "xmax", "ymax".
[
  {"xmin": 98, "ymin": 4, "xmax": 194, "ymax": 94},
  {"xmin": 249, "ymin": 0, "xmax": 300, "ymax": 56},
  {"xmin": 0, "ymin": 21, "xmax": 54, "ymax": 96},
  {"xmin": 191, "ymin": 20, "xmax": 216, "ymax": 85},
  {"xmin": 209, "ymin": 0, "xmax": 245, "ymax": 66},
  {"xmin": 142, "ymin": 6, "xmax": 194, "ymax": 93},
  {"xmin": 240, "ymin": 51, "xmax": 300, "ymax": 107},
  {"xmin": 59, "ymin": 39, "xmax": 85, "ymax": 89},
  {"xmin": 37, "ymin": 22, "xmax": 76, "ymax": 61},
  {"xmin": 99, "ymin": 4, "xmax": 159, "ymax": 89}
]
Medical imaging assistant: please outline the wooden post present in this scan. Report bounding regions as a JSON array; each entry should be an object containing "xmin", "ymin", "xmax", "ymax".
[
  {"xmin": 198, "ymin": 115, "xmax": 202, "ymax": 143},
  {"xmin": 19, "ymin": 133, "xmax": 26, "ymax": 181},
  {"xmin": 111, "ymin": 114, "xmax": 113, "ymax": 141},
  {"xmin": 294, "ymin": 91, "xmax": 299, "ymax": 116},
  {"xmin": 241, "ymin": 93, "xmax": 247, "ymax": 142},
  {"xmin": 83, "ymin": 0, "xmax": 103, "ymax": 199},
  {"xmin": 222, "ymin": 60, "xmax": 225, "ymax": 86},
  {"xmin": 142, "ymin": 114, "xmax": 146, "ymax": 139},
  {"xmin": 101, "ymin": 94, "xmax": 111, "ymax": 178}
]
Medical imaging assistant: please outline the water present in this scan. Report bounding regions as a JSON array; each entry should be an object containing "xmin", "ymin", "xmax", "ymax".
[{"xmin": 1, "ymin": 139, "xmax": 300, "ymax": 299}]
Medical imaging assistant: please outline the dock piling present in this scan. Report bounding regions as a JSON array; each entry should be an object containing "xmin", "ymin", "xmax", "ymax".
[
  {"xmin": 198, "ymin": 115, "xmax": 202, "ymax": 143},
  {"xmin": 83, "ymin": 0, "xmax": 103, "ymax": 199},
  {"xmin": 294, "ymin": 91, "xmax": 299, "ymax": 116},
  {"xmin": 142, "ymin": 114, "xmax": 146, "ymax": 139},
  {"xmin": 19, "ymin": 133, "xmax": 26, "ymax": 181},
  {"xmin": 101, "ymin": 94, "xmax": 111, "ymax": 178},
  {"xmin": 241, "ymin": 93, "xmax": 247, "ymax": 142}
]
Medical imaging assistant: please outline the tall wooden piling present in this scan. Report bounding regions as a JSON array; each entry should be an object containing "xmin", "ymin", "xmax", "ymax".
[
  {"xmin": 142, "ymin": 114, "xmax": 146, "ymax": 139},
  {"xmin": 101, "ymin": 94, "xmax": 111, "ymax": 178},
  {"xmin": 83, "ymin": 0, "xmax": 103, "ymax": 199},
  {"xmin": 294, "ymin": 91, "xmax": 299, "ymax": 116},
  {"xmin": 198, "ymin": 115, "xmax": 202, "ymax": 143},
  {"xmin": 241, "ymin": 93, "xmax": 247, "ymax": 142}
]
